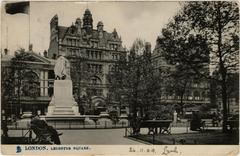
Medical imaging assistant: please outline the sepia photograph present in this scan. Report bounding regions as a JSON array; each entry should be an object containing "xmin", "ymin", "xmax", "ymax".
[{"xmin": 1, "ymin": 0, "xmax": 239, "ymax": 155}]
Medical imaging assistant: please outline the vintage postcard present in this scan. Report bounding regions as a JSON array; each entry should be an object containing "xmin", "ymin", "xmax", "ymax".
[{"xmin": 1, "ymin": 0, "xmax": 239, "ymax": 155}]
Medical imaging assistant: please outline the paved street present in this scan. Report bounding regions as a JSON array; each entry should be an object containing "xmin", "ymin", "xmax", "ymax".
[
  {"xmin": 7, "ymin": 127, "xmax": 222, "ymax": 144},
  {"xmin": 59, "ymin": 129, "xmax": 144, "ymax": 145},
  {"xmin": 7, "ymin": 128, "xmax": 144, "ymax": 145}
]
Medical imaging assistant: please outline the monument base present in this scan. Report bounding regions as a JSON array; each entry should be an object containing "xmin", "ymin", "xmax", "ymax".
[{"xmin": 46, "ymin": 80, "xmax": 80, "ymax": 117}]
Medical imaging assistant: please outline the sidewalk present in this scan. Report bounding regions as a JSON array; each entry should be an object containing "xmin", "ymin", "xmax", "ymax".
[{"xmin": 6, "ymin": 128, "xmax": 144, "ymax": 145}]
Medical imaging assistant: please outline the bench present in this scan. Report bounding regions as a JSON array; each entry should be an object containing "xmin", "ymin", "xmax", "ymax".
[
  {"xmin": 227, "ymin": 120, "xmax": 239, "ymax": 132},
  {"xmin": 139, "ymin": 120, "xmax": 172, "ymax": 135}
]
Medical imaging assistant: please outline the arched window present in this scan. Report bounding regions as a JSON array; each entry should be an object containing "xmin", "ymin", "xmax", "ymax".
[
  {"xmin": 90, "ymin": 76, "xmax": 102, "ymax": 85},
  {"xmin": 202, "ymin": 91, "xmax": 206, "ymax": 100},
  {"xmin": 22, "ymin": 71, "xmax": 40, "ymax": 97},
  {"xmin": 193, "ymin": 91, "xmax": 200, "ymax": 100}
]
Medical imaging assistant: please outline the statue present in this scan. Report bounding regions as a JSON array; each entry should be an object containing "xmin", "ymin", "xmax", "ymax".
[
  {"xmin": 47, "ymin": 53, "xmax": 80, "ymax": 117},
  {"xmin": 54, "ymin": 55, "xmax": 71, "ymax": 80}
]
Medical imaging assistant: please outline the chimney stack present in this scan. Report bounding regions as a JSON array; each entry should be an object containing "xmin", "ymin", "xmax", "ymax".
[
  {"xmin": 145, "ymin": 42, "xmax": 151, "ymax": 53},
  {"xmin": 29, "ymin": 44, "xmax": 33, "ymax": 52},
  {"xmin": 43, "ymin": 50, "xmax": 48, "ymax": 58},
  {"xmin": 4, "ymin": 48, "xmax": 8, "ymax": 55}
]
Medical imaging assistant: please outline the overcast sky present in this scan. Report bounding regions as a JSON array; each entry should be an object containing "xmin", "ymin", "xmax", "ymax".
[{"xmin": 1, "ymin": 1, "xmax": 181, "ymax": 55}]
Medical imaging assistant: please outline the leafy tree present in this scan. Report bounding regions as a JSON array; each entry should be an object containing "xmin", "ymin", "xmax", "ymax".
[
  {"xmin": 169, "ymin": 66, "xmax": 193, "ymax": 114},
  {"xmin": 11, "ymin": 49, "xmax": 30, "ymax": 116},
  {"xmin": 2, "ymin": 48, "xmax": 44, "ymax": 117},
  {"xmin": 158, "ymin": 1, "xmax": 239, "ymax": 132},
  {"xmin": 1, "ymin": 64, "xmax": 15, "ymax": 117},
  {"xmin": 108, "ymin": 38, "xmax": 164, "ymax": 118},
  {"xmin": 70, "ymin": 56, "xmax": 89, "ymax": 114}
]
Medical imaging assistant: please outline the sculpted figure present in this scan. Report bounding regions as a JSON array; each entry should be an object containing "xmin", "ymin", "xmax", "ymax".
[{"xmin": 54, "ymin": 55, "xmax": 71, "ymax": 80}]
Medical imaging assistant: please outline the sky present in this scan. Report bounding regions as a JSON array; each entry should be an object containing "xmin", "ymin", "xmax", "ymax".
[{"xmin": 1, "ymin": 1, "xmax": 181, "ymax": 55}]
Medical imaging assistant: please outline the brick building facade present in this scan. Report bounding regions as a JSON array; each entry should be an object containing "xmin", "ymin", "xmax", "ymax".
[{"xmin": 48, "ymin": 9, "xmax": 127, "ymax": 114}]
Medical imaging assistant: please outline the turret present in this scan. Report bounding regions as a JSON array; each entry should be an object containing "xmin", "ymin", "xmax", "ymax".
[
  {"xmin": 50, "ymin": 14, "xmax": 58, "ymax": 40},
  {"xmin": 75, "ymin": 18, "xmax": 82, "ymax": 35},
  {"xmin": 112, "ymin": 28, "xmax": 118, "ymax": 38},
  {"xmin": 97, "ymin": 21, "xmax": 104, "ymax": 32},
  {"xmin": 83, "ymin": 9, "xmax": 93, "ymax": 34},
  {"xmin": 50, "ymin": 14, "xmax": 58, "ymax": 32}
]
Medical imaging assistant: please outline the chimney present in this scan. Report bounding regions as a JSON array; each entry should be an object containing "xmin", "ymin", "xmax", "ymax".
[
  {"xmin": 29, "ymin": 44, "xmax": 33, "ymax": 52},
  {"xmin": 4, "ymin": 48, "xmax": 8, "ymax": 55},
  {"xmin": 145, "ymin": 42, "xmax": 151, "ymax": 53},
  {"xmin": 43, "ymin": 50, "xmax": 48, "ymax": 58}
]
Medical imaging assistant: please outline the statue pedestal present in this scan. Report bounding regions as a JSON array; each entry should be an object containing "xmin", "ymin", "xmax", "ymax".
[{"xmin": 46, "ymin": 80, "xmax": 80, "ymax": 116}]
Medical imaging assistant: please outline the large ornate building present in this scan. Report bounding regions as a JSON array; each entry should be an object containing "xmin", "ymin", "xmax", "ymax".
[
  {"xmin": 1, "ymin": 9, "xmax": 127, "ymax": 117},
  {"xmin": 1, "ymin": 48, "xmax": 55, "ymax": 117},
  {"xmin": 48, "ymin": 9, "xmax": 127, "ymax": 114},
  {"xmin": 152, "ymin": 38, "xmax": 211, "ymax": 114}
]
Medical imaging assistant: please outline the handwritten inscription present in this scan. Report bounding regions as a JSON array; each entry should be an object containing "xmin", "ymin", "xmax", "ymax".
[
  {"xmin": 129, "ymin": 146, "xmax": 181, "ymax": 155},
  {"xmin": 129, "ymin": 147, "xmax": 155, "ymax": 153},
  {"xmin": 162, "ymin": 146, "xmax": 179, "ymax": 155}
]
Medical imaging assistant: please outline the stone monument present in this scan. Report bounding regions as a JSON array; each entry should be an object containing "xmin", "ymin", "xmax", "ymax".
[{"xmin": 46, "ymin": 54, "xmax": 80, "ymax": 116}]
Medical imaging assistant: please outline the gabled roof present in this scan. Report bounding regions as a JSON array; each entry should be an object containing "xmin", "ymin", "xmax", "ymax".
[
  {"xmin": 58, "ymin": 26, "xmax": 68, "ymax": 39},
  {"xmin": 58, "ymin": 26, "xmax": 122, "ymax": 43},
  {"xmin": 1, "ymin": 51, "xmax": 55, "ymax": 66},
  {"xmin": 28, "ymin": 51, "xmax": 52, "ymax": 64}
]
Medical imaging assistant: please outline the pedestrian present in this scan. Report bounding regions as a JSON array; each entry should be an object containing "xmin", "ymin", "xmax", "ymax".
[
  {"xmin": 2, "ymin": 121, "xmax": 8, "ymax": 137},
  {"xmin": 30, "ymin": 115, "xmax": 62, "ymax": 144},
  {"xmin": 212, "ymin": 112, "xmax": 218, "ymax": 127}
]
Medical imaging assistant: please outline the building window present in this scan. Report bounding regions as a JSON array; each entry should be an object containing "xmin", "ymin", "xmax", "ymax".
[
  {"xmin": 48, "ymin": 70, "xmax": 54, "ymax": 97},
  {"xmin": 86, "ymin": 88, "xmax": 103, "ymax": 96},
  {"xmin": 109, "ymin": 44, "xmax": 118, "ymax": 50},
  {"xmin": 95, "ymin": 51, "xmax": 98, "ymax": 58},
  {"xmin": 86, "ymin": 50, "xmax": 90, "ymax": 58},
  {"xmin": 92, "ymin": 41, "xmax": 98, "ymax": 48},
  {"xmin": 193, "ymin": 91, "xmax": 200, "ymax": 100},
  {"xmin": 87, "ymin": 64, "xmax": 103, "ymax": 73},
  {"xmin": 202, "ymin": 91, "xmax": 206, "ymax": 100},
  {"xmin": 90, "ymin": 76, "xmax": 102, "ymax": 85},
  {"xmin": 91, "ymin": 51, "xmax": 94, "ymax": 58},
  {"xmin": 22, "ymin": 71, "xmax": 40, "ymax": 97},
  {"xmin": 99, "ymin": 52, "xmax": 102, "ymax": 60},
  {"xmin": 193, "ymin": 83, "xmax": 198, "ymax": 88}
]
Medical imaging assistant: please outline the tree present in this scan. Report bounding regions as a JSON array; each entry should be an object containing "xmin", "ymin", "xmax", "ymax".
[
  {"xmin": 158, "ymin": 1, "xmax": 239, "ymax": 132},
  {"xmin": 1, "ymin": 49, "xmax": 31, "ymax": 117},
  {"xmin": 1, "ymin": 63, "xmax": 15, "ymax": 117},
  {"xmin": 108, "ymin": 38, "xmax": 163, "ymax": 118},
  {"xmin": 12, "ymin": 49, "xmax": 30, "ymax": 116},
  {"xmin": 70, "ymin": 56, "xmax": 89, "ymax": 114},
  {"xmin": 169, "ymin": 66, "xmax": 193, "ymax": 114}
]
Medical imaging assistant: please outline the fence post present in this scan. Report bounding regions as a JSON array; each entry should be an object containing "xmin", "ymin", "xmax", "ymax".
[
  {"xmin": 95, "ymin": 122, "xmax": 97, "ymax": 128},
  {"xmin": 173, "ymin": 138, "xmax": 176, "ymax": 145},
  {"xmin": 125, "ymin": 127, "xmax": 127, "ymax": 137},
  {"xmin": 152, "ymin": 133, "xmax": 155, "ymax": 145},
  {"xmin": 186, "ymin": 120, "xmax": 189, "ymax": 133}
]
